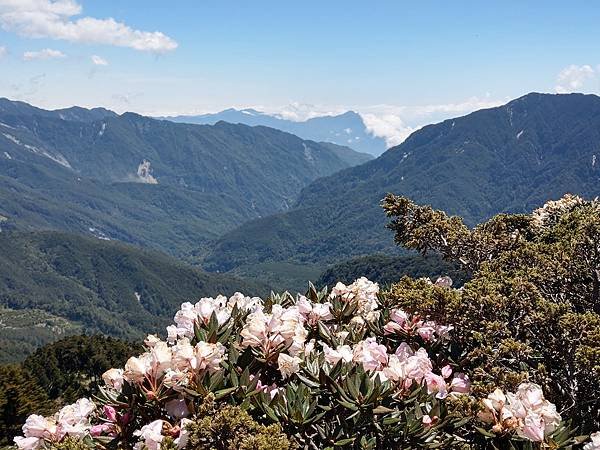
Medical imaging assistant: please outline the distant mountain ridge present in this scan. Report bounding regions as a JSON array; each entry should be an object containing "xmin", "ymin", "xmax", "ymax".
[
  {"xmin": 0, "ymin": 98, "xmax": 367, "ymax": 257},
  {"xmin": 0, "ymin": 98, "xmax": 117, "ymax": 123},
  {"xmin": 162, "ymin": 108, "xmax": 386, "ymax": 156},
  {"xmin": 205, "ymin": 93, "xmax": 600, "ymax": 273}
]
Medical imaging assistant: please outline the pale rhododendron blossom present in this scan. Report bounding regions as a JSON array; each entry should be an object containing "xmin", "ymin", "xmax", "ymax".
[
  {"xmin": 103, "ymin": 405, "xmax": 117, "ymax": 423},
  {"xmin": 171, "ymin": 338, "xmax": 196, "ymax": 370},
  {"xmin": 277, "ymin": 353, "xmax": 302, "ymax": 378},
  {"xmin": 441, "ymin": 365, "xmax": 452, "ymax": 379},
  {"xmin": 425, "ymin": 372, "xmax": 448, "ymax": 399},
  {"xmin": 296, "ymin": 295, "xmax": 333, "ymax": 324},
  {"xmin": 478, "ymin": 383, "xmax": 561, "ymax": 442},
  {"xmin": 144, "ymin": 334, "xmax": 161, "ymax": 347},
  {"xmin": 149, "ymin": 341, "xmax": 172, "ymax": 376},
  {"xmin": 56, "ymin": 398, "xmax": 95, "ymax": 437},
  {"xmin": 384, "ymin": 308, "xmax": 453, "ymax": 342},
  {"xmin": 194, "ymin": 341, "xmax": 227, "ymax": 372},
  {"xmin": 102, "ymin": 368, "xmax": 124, "ymax": 391},
  {"xmin": 450, "ymin": 373, "xmax": 471, "ymax": 394},
  {"xmin": 353, "ymin": 337, "xmax": 388, "ymax": 372},
  {"xmin": 22, "ymin": 414, "xmax": 57, "ymax": 439},
  {"xmin": 133, "ymin": 419, "xmax": 164, "ymax": 450},
  {"xmin": 402, "ymin": 348, "xmax": 434, "ymax": 383},
  {"xmin": 14, "ymin": 399, "xmax": 95, "ymax": 448},
  {"xmin": 240, "ymin": 304, "xmax": 307, "ymax": 356},
  {"xmin": 330, "ymin": 277, "xmax": 380, "ymax": 319},
  {"xmin": 13, "ymin": 436, "xmax": 42, "ymax": 450},
  {"xmin": 170, "ymin": 293, "xmax": 265, "ymax": 342},
  {"xmin": 163, "ymin": 368, "xmax": 190, "ymax": 390},
  {"xmin": 382, "ymin": 345, "xmax": 439, "ymax": 391},
  {"xmin": 227, "ymin": 292, "xmax": 263, "ymax": 312},
  {"xmin": 584, "ymin": 432, "xmax": 600, "ymax": 450},
  {"xmin": 322, "ymin": 343, "xmax": 353, "ymax": 365},
  {"xmin": 124, "ymin": 353, "xmax": 151, "ymax": 383}
]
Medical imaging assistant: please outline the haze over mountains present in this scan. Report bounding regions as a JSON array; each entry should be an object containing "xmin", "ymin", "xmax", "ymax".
[
  {"xmin": 163, "ymin": 108, "xmax": 387, "ymax": 156},
  {"xmin": 206, "ymin": 93, "xmax": 600, "ymax": 277}
]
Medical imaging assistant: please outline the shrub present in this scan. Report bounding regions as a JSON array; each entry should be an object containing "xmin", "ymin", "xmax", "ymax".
[
  {"xmin": 11, "ymin": 194, "xmax": 600, "ymax": 449},
  {"xmin": 382, "ymin": 193, "xmax": 600, "ymax": 433}
]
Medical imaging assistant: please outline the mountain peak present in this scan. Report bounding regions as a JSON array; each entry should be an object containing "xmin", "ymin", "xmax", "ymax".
[{"xmin": 163, "ymin": 108, "xmax": 386, "ymax": 156}]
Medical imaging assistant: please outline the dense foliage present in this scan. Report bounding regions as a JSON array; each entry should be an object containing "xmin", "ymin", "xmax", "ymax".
[
  {"xmin": 382, "ymin": 193, "xmax": 600, "ymax": 432},
  {"xmin": 0, "ymin": 231, "xmax": 269, "ymax": 362},
  {"xmin": 0, "ymin": 366, "xmax": 52, "ymax": 448}
]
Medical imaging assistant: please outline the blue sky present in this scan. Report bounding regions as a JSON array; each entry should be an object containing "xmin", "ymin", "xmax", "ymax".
[{"xmin": 1, "ymin": 1, "xmax": 600, "ymax": 144}]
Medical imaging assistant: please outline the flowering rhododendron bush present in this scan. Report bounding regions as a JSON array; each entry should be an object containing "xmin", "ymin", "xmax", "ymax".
[{"xmin": 12, "ymin": 194, "xmax": 600, "ymax": 449}]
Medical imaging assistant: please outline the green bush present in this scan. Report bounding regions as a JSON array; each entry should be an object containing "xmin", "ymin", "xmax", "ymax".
[{"xmin": 382, "ymin": 193, "xmax": 600, "ymax": 432}]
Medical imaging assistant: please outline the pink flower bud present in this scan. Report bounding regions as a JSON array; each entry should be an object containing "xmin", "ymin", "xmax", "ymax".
[
  {"xmin": 90, "ymin": 424, "xmax": 111, "ymax": 437},
  {"xmin": 441, "ymin": 365, "xmax": 453, "ymax": 379},
  {"xmin": 103, "ymin": 405, "xmax": 117, "ymax": 422}
]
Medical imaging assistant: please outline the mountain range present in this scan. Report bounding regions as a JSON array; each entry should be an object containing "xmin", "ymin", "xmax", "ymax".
[
  {"xmin": 0, "ymin": 98, "xmax": 368, "ymax": 258},
  {"xmin": 3, "ymin": 92, "xmax": 600, "ymax": 355},
  {"xmin": 162, "ymin": 108, "xmax": 387, "ymax": 156},
  {"xmin": 205, "ymin": 93, "xmax": 600, "ymax": 279}
]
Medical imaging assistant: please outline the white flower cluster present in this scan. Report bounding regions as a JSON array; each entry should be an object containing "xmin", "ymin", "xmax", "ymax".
[
  {"xmin": 321, "ymin": 338, "xmax": 470, "ymax": 399},
  {"xmin": 330, "ymin": 277, "xmax": 380, "ymax": 323},
  {"xmin": 241, "ymin": 303, "xmax": 309, "ymax": 358},
  {"xmin": 478, "ymin": 383, "xmax": 562, "ymax": 442},
  {"xmin": 167, "ymin": 293, "xmax": 262, "ymax": 342},
  {"xmin": 14, "ymin": 399, "xmax": 95, "ymax": 450},
  {"xmin": 104, "ymin": 337, "xmax": 227, "ymax": 394}
]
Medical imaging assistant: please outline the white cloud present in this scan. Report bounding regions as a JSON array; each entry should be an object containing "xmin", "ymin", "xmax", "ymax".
[
  {"xmin": 91, "ymin": 54, "xmax": 107, "ymax": 66},
  {"xmin": 360, "ymin": 113, "xmax": 415, "ymax": 147},
  {"xmin": 0, "ymin": 45, "xmax": 6, "ymax": 58},
  {"xmin": 269, "ymin": 102, "xmax": 347, "ymax": 121},
  {"xmin": 555, "ymin": 64, "xmax": 595, "ymax": 93},
  {"xmin": 0, "ymin": 0, "xmax": 177, "ymax": 53},
  {"xmin": 23, "ymin": 47, "xmax": 65, "ymax": 60},
  {"xmin": 358, "ymin": 96, "xmax": 504, "ymax": 147}
]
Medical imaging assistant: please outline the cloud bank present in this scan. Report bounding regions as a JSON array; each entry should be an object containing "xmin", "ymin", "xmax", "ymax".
[
  {"xmin": 0, "ymin": 0, "xmax": 177, "ymax": 53},
  {"xmin": 23, "ymin": 47, "xmax": 65, "ymax": 60},
  {"xmin": 555, "ymin": 64, "xmax": 596, "ymax": 94}
]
